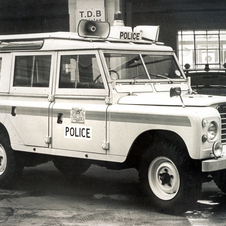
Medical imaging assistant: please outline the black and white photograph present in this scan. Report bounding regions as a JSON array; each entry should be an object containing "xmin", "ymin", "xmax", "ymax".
[{"xmin": 0, "ymin": 0, "xmax": 226, "ymax": 225}]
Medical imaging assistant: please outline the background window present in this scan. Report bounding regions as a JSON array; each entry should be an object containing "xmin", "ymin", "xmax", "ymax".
[
  {"xmin": 178, "ymin": 30, "xmax": 226, "ymax": 69},
  {"xmin": 13, "ymin": 55, "xmax": 51, "ymax": 87}
]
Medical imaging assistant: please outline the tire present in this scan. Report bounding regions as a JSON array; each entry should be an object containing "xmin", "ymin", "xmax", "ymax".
[
  {"xmin": 0, "ymin": 131, "xmax": 23, "ymax": 188},
  {"xmin": 212, "ymin": 170, "xmax": 226, "ymax": 193},
  {"xmin": 53, "ymin": 156, "xmax": 91, "ymax": 179},
  {"xmin": 139, "ymin": 141, "xmax": 201, "ymax": 213}
]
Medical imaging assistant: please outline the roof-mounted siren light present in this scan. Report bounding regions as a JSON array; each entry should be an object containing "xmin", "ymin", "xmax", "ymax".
[
  {"xmin": 78, "ymin": 20, "xmax": 110, "ymax": 39},
  {"xmin": 133, "ymin": 25, "xmax": 160, "ymax": 42},
  {"xmin": 113, "ymin": 11, "xmax": 124, "ymax": 27}
]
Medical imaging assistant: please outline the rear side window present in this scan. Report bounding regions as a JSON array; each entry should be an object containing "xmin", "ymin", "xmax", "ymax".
[{"xmin": 13, "ymin": 55, "xmax": 51, "ymax": 87}]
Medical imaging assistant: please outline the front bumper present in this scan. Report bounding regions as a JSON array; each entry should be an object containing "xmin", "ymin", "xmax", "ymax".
[{"xmin": 202, "ymin": 156, "xmax": 226, "ymax": 172}]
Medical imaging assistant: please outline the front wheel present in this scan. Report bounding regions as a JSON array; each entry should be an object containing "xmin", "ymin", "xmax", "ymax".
[
  {"xmin": 212, "ymin": 170, "xmax": 226, "ymax": 193},
  {"xmin": 139, "ymin": 141, "xmax": 201, "ymax": 213},
  {"xmin": 148, "ymin": 156, "xmax": 180, "ymax": 201}
]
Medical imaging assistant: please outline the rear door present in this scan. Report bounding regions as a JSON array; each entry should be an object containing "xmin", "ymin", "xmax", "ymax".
[
  {"xmin": 51, "ymin": 50, "xmax": 109, "ymax": 154},
  {"xmin": 8, "ymin": 52, "xmax": 54, "ymax": 148}
]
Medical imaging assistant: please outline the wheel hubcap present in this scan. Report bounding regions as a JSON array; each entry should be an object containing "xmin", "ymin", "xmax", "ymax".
[
  {"xmin": 0, "ymin": 144, "xmax": 7, "ymax": 175},
  {"xmin": 159, "ymin": 168, "xmax": 174, "ymax": 187},
  {"xmin": 148, "ymin": 156, "xmax": 180, "ymax": 200}
]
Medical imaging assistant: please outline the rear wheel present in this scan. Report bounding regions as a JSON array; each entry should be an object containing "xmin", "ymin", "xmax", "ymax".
[
  {"xmin": 139, "ymin": 141, "xmax": 201, "ymax": 213},
  {"xmin": 0, "ymin": 131, "xmax": 23, "ymax": 188},
  {"xmin": 53, "ymin": 156, "xmax": 91, "ymax": 179}
]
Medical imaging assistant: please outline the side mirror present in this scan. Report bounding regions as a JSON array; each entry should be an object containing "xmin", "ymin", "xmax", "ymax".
[
  {"xmin": 170, "ymin": 87, "xmax": 185, "ymax": 108},
  {"xmin": 170, "ymin": 87, "xmax": 181, "ymax": 97}
]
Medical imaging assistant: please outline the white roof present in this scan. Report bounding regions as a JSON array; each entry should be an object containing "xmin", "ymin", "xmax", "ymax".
[{"xmin": 0, "ymin": 31, "xmax": 173, "ymax": 52}]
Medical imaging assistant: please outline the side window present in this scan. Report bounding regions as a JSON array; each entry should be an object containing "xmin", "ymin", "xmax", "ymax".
[
  {"xmin": 13, "ymin": 55, "xmax": 51, "ymax": 87},
  {"xmin": 59, "ymin": 54, "xmax": 104, "ymax": 89}
]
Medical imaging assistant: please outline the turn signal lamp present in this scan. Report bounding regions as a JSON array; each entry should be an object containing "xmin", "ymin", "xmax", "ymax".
[{"xmin": 78, "ymin": 20, "xmax": 110, "ymax": 39}]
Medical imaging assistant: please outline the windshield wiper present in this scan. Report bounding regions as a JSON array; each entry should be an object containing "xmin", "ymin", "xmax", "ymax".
[
  {"xmin": 149, "ymin": 74, "xmax": 174, "ymax": 83},
  {"xmin": 131, "ymin": 74, "xmax": 148, "ymax": 84}
]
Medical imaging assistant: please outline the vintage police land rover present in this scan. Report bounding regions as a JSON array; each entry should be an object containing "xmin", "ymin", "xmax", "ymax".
[{"xmin": 0, "ymin": 19, "xmax": 226, "ymax": 212}]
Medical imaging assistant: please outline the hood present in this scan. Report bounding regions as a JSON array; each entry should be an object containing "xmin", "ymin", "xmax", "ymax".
[{"xmin": 118, "ymin": 92, "xmax": 226, "ymax": 107}]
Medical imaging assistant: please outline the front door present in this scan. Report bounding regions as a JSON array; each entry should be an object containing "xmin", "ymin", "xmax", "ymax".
[{"xmin": 51, "ymin": 51, "xmax": 109, "ymax": 154}]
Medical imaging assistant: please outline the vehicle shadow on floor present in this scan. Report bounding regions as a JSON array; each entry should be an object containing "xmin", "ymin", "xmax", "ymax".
[{"xmin": 3, "ymin": 162, "xmax": 226, "ymax": 216}]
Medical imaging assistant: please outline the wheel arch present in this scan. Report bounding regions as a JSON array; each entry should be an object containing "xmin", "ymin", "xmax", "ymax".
[
  {"xmin": 0, "ymin": 123, "xmax": 10, "ymax": 143},
  {"xmin": 125, "ymin": 129, "xmax": 189, "ymax": 168},
  {"xmin": 0, "ymin": 122, "xmax": 24, "ymax": 188}
]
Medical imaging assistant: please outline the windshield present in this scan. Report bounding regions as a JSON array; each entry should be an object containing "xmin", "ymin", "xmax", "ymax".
[{"xmin": 104, "ymin": 53, "xmax": 184, "ymax": 82}]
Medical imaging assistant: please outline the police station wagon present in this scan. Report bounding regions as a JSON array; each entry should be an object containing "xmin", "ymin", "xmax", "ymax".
[{"xmin": 0, "ymin": 19, "xmax": 226, "ymax": 213}]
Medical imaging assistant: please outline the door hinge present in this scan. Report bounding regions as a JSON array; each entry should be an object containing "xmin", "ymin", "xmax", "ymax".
[
  {"xmin": 105, "ymin": 97, "xmax": 112, "ymax": 105},
  {"xmin": 102, "ymin": 141, "xmax": 110, "ymax": 150},
  {"xmin": 48, "ymin": 94, "xmax": 55, "ymax": 102},
  {"xmin": 45, "ymin": 136, "xmax": 52, "ymax": 144}
]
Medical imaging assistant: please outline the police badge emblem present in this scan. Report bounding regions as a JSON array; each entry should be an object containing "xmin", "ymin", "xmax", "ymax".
[{"xmin": 71, "ymin": 107, "xmax": 85, "ymax": 123}]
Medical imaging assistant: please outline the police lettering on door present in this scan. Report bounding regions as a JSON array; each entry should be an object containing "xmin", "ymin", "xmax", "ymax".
[{"xmin": 65, "ymin": 126, "xmax": 92, "ymax": 140}]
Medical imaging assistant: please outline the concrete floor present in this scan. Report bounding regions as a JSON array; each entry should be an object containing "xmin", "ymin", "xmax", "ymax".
[{"xmin": 0, "ymin": 162, "xmax": 225, "ymax": 225}]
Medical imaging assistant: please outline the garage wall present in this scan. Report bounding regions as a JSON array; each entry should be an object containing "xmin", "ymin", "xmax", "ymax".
[
  {"xmin": 0, "ymin": 0, "xmax": 69, "ymax": 34},
  {"xmin": 0, "ymin": 0, "xmax": 226, "ymax": 54},
  {"xmin": 131, "ymin": 0, "xmax": 226, "ymax": 52}
]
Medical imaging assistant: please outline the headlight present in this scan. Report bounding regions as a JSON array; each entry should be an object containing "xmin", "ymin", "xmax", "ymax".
[{"xmin": 207, "ymin": 121, "xmax": 218, "ymax": 140}]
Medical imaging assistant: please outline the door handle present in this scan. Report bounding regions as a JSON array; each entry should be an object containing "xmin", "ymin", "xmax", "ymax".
[
  {"xmin": 57, "ymin": 113, "xmax": 63, "ymax": 124},
  {"xmin": 11, "ymin": 106, "xmax": 16, "ymax": 116}
]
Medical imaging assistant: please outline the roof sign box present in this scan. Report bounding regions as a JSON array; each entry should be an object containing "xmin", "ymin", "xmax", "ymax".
[
  {"xmin": 109, "ymin": 26, "xmax": 141, "ymax": 41},
  {"xmin": 134, "ymin": 25, "xmax": 160, "ymax": 42}
]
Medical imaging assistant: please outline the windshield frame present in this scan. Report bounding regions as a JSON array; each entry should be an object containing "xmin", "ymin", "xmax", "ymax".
[{"xmin": 100, "ymin": 50, "xmax": 186, "ymax": 84}]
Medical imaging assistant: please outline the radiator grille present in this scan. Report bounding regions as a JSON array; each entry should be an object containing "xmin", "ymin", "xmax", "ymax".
[{"xmin": 218, "ymin": 105, "xmax": 226, "ymax": 144}]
